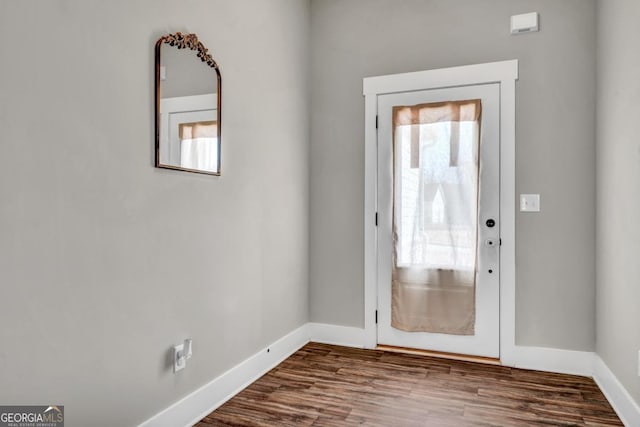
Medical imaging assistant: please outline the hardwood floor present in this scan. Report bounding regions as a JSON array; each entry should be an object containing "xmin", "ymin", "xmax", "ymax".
[{"xmin": 196, "ymin": 343, "xmax": 622, "ymax": 426}]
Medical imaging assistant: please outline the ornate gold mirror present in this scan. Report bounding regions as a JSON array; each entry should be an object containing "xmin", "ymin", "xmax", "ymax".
[{"xmin": 155, "ymin": 33, "xmax": 221, "ymax": 175}]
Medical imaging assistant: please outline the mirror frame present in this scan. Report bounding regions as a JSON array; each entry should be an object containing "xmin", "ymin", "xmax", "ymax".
[{"xmin": 155, "ymin": 32, "xmax": 222, "ymax": 176}]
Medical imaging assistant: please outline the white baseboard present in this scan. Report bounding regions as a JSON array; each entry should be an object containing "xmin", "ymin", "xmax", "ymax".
[
  {"xmin": 139, "ymin": 324, "xmax": 310, "ymax": 427},
  {"xmin": 509, "ymin": 345, "xmax": 595, "ymax": 377},
  {"xmin": 593, "ymin": 355, "xmax": 640, "ymax": 427},
  {"xmin": 307, "ymin": 322, "xmax": 367, "ymax": 348}
]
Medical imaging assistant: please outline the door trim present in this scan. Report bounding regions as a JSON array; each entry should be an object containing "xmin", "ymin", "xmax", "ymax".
[{"xmin": 362, "ymin": 60, "xmax": 518, "ymax": 364}]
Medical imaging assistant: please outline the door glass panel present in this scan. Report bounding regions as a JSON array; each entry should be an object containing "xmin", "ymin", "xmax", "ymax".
[{"xmin": 392, "ymin": 100, "xmax": 481, "ymax": 335}]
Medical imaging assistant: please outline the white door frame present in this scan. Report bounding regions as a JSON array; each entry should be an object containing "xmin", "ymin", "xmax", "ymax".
[{"xmin": 363, "ymin": 60, "xmax": 518, "ymax": 364}]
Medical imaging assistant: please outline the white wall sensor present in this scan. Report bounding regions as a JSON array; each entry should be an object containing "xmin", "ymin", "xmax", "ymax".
[{"xmin": 511, "ymin": 12, "xmax": 539, "ymax": 35}]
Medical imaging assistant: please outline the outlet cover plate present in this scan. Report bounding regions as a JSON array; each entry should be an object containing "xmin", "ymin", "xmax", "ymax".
[{"xmin": 173, "ymin": 343, "xmax": 185, "ymax": 373}]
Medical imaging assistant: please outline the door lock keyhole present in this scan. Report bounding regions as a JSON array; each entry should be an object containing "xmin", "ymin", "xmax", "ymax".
[{"xmin": 486, "ymin": 219, "xmax": 496, "ymax": 228}]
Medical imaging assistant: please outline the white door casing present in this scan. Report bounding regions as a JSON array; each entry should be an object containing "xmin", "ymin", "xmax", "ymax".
[{"xmin": 363, "ymin": 60, "xmax": 518, "ymax": 363}]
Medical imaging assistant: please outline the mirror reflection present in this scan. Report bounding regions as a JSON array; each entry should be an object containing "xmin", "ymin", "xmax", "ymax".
[{"xmin": 155, "ymin": 33, "xmax": 221, "ymax": 175}]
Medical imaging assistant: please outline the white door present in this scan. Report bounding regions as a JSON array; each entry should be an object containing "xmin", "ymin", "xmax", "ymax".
[{"xmin": 377, "ymin": 83, "xmax": 500, "ymax": 358}]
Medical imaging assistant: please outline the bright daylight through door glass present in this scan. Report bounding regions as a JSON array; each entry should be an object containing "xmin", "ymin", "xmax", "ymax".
[{"xmin": 395, "ymin": 121, "xmax": 477, "ymax": 270}]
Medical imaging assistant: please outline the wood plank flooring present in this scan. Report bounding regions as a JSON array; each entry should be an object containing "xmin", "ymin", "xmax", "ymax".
[{"xmin": 196, "ymin": 343, "xmax": 622, "ymax": 426}]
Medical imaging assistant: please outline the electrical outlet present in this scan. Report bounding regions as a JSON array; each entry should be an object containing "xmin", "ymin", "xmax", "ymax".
[
  {"xmin": 637, "ymin": 350, "xmax": 640, "ymax": 377},
  {"xmin": 173, "ymin": 339, "xmax": 193, "ymax": 373},
  {"xmin": 173, "ymin": 343, "xmax": 186, "ymax": 373}
]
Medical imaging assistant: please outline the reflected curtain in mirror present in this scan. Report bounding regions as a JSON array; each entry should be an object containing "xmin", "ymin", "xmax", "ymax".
[
  {"xmin": 391, "ymin": 99, "xmax": 482, "ymax": 335},
  {"xmin": 179, "ymin": 121, "xmax": 218, "ymax": 172}
]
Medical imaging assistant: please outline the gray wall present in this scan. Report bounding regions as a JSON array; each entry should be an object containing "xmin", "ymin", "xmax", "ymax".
[
  {"xmin": 596, "ymin": 0, "xmax": 640, "ymax": 405},
  {"xmin": 0, "ymin": 1, "xmax": 309, "ymax": 426},
  {"xmin": 309, "ymin": 0, "xmax": 597, "ymax": 351}
]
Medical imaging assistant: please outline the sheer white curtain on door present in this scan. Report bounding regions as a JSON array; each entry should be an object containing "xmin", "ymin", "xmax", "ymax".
[{"xmin": 392, "ymin": 100, "xmax": 481, "ymax": 335}]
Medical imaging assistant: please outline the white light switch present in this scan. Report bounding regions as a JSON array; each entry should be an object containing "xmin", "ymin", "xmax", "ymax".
[
  {"xmin": 520, "ymin": 194, "xmax": 540, "ymax": 212},
  {"xmin": 160, "ymin": 66, "xmax": 166, "ymax": 81}
]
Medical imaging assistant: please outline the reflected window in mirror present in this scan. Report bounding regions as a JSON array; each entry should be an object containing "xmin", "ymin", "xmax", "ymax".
[{"xmin": 155, "ymin": 33, "xmax": 221, "ymax": 175}]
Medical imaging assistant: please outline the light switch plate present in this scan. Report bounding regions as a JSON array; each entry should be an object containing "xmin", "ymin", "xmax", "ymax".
[{"xmin": 520, "ymin": 194, "xmax": 540, "ymax": 212}]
